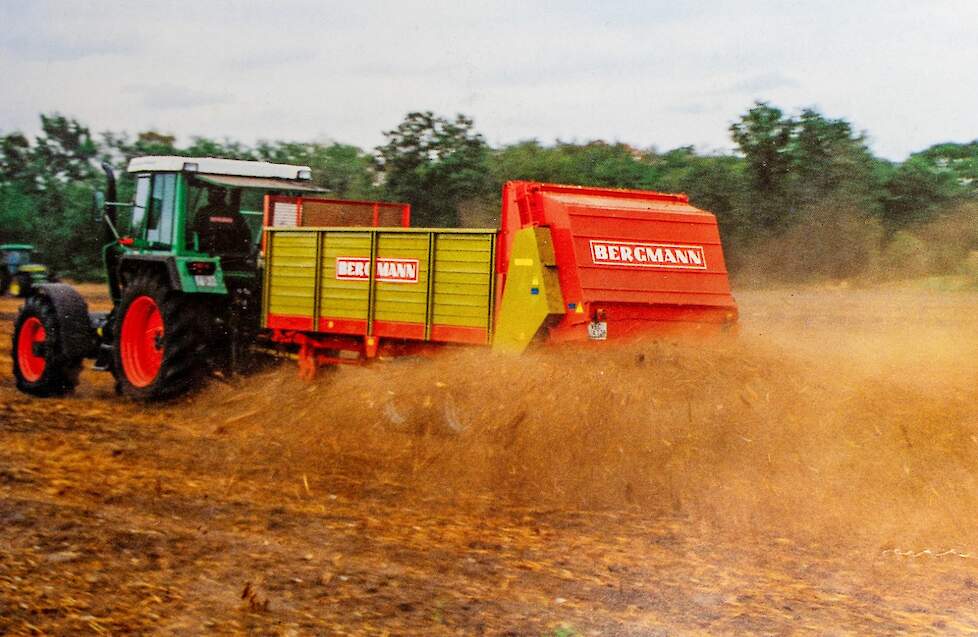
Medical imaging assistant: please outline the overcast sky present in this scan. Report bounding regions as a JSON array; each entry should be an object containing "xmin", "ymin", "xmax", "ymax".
[{"xmin": 1, "ymin": 0, "xmax": 976, "ymax": 160}]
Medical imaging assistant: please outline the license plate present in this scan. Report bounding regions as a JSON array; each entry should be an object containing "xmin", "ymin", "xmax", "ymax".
[
  {"xmin": 587, "ymin": 320, "xmax": 608, "ymax": 340},
  {"xmin": 194, "ymin": 275, "xmax": 217, "ymax": 288}
]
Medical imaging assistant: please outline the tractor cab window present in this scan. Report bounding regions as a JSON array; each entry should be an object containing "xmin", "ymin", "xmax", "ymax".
[
  {"xmin": 129, "ymin": 175, "xmax": 151, "ymax": 236},
  {"xmin": 4, "ymin": 250, "xmax": 30, "ymax": 267},
  {"xmin": 146, "ymin": 173, "xmax": 176, "ymax": 246},
  {"xmin": 186, "ymin": 179, "xmax": 252, "ymax": 258},
  {"xmin": 239, "ymin": 189, "xmax": 265, "ymax": 245},
  {"xmin": 126, "ymin": 173, "xmax": 176, "ymax": 246}
]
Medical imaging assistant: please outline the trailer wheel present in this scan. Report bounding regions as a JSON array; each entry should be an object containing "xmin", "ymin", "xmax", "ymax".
[
  {"xmin": 12, "ymin": 295, "xmax": 82, "ymax": 396},
  {"xmin": 113, "ymin": 275, "xmax": 207, "ymax": 400}
]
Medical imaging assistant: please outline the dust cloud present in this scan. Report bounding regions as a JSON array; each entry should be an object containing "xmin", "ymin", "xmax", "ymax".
[
  {"xmin": 733, "ymin": 201, "xmax": 978, "ymax": 286},
  {"xmin": 184, "ymin": 285, "xmax": 978, "ymax": 551}
]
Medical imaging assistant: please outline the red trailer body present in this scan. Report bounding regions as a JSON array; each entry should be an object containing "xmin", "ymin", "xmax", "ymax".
[
  {"xmin": 260, "ymin": 181, "xmax": 738, "ymax": 370},
  {"xmin": 499, "ymin": 182, "xmax": 738, "ymax": 343}
]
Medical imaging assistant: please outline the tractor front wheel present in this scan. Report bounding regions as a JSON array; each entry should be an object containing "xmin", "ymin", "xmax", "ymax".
[
  {"xmin": 113, "ymin": 276, "xmax": 208, "ymax": 400},
  {"xmin": 12, "ymin": 295, "xmax": 82, "ymax": 396}
]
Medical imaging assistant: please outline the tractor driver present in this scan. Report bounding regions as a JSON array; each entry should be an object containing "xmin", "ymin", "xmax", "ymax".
[{"xmin": 191, "ymin": 185, "xmax": 252, "ymax": 257}]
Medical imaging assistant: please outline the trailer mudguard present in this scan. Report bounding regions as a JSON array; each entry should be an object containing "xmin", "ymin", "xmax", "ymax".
[
  {"xmin": 492, "ymin": 227, "xmax": 565, "ymax": 353},
  {"xmin": 32, "ymin": 283, "xmax": 96, "ymax": 360}
]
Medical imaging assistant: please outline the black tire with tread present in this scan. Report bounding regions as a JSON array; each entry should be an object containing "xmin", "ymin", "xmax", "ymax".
[
  {"xmin": 112, "ymin": 275, "xmax": 209, "ymax": 400},
  {"xmin": 12, "ymin": 295, "xmax": 82, "ymax": 396}
]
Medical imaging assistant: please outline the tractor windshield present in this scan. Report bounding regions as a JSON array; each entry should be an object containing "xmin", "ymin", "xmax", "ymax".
[{"xmin": 3, "ymin": 249, "xmax": 31, "ymax": 266}]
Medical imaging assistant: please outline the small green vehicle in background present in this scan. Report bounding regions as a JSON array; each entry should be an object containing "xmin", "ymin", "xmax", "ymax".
[{"xmin": 1, "ymin": 244, "xmax": 56, "ymax": 297}]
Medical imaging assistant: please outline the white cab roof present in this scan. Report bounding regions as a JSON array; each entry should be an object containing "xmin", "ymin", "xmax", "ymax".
[{"xmin": 127, "ymin": 156, "xmax": 311, "ymax": 180}]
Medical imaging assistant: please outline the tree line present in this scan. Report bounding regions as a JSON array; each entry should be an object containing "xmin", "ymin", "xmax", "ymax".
[{"xmin": 2, "ymin": 104, "xmax": 977, "ymax": 282}]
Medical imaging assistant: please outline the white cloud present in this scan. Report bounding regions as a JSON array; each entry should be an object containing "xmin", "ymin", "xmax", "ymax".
[{"xmin": 125, "ymin": 84, "xmax": 233, "ymax": 110}]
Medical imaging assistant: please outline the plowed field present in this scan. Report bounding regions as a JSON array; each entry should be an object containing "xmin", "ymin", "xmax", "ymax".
[{"xmin": 2, "ymin": 283, "xmax": 978, "ymax": 635}]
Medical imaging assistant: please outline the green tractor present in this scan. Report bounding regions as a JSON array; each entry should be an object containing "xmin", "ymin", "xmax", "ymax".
[
  {"xmin": 1, "ymin": 244, "xmax": 55, "ymax": 297},
  {"xmin": 11, "ymin": 156, "xmax": 321, "ymax": 399}
]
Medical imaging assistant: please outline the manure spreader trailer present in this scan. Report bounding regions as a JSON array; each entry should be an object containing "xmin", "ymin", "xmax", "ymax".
[{"xmin": 12, "ymin": 156, "xmax": 738, "ymax": 400}]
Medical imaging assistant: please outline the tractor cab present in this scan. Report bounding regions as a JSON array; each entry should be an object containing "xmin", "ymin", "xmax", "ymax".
[
  {"xmin": 0, "ymin": 243, "xmax": 53, "ymax": 297},
  {"xmin": 2, "ymin": 244, "xmax": 35, "ymax": 273},
  {"xmin": 115, "ymin": 157, "xmax": 322, "ymax": 297}
]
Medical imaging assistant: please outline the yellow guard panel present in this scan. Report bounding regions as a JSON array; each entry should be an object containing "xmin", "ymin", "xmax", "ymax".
[{"xmin": 266, "ymin": 231, "xmax": 317, "ymax": 320}]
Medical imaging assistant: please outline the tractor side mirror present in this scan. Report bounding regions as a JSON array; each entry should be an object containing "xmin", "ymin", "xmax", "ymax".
[
  {"xmin": 93, "ymin": 190, "xmax": 106, "ymax": 223},
  {"xmin": 93, "ymin": 189, "xmax": 133, "ymax": 240}
]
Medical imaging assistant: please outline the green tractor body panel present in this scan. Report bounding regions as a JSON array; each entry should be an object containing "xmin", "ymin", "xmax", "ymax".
[
  {"xmin": 114, "ymin": 252, "xmax": 229, "ymax": 295},
  {"xmin": 174, "ymin": 255, "xmax": 229, "ymax": 294}
]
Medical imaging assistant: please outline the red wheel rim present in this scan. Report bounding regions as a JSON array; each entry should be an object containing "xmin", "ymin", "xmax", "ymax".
[
  {"xmin": 120, "ymin": 296, "xmax": 164, "ymax": 388},
  {"xmin": 17, "ymin": 316, "xmax": 47, "ymax": 382}
]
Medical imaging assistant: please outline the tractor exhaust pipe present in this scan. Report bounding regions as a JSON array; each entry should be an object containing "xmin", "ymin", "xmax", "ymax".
[
  {"xmin": 99, "ymin": 161, "xmax": 124, "ymax": 302},
  {"xmin": 100, "ymin": 161, "xmax": 118, "ymax": 245}
]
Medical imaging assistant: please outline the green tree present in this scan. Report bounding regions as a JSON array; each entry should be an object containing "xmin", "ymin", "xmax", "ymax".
[
  {"xmin": 731, "ymin": 105, "xmax": 792, "ymax": 183},
  {"xmin": 790, "ymin": 108, "xmax": 882, "ymax": 212},
  {"xmin": 102, "ymin": 130, "xmax": 180, "ymax": 164},
  {"xmin": 0, "ymin": 132, "xmax": 33, "ymax": 184},
  {"xmin": 256, "ymin": 140, "xmax": 377, "ymax": 198},
  {"xmin": 881, "ymin": 156, "xmax": 962, "ymax": 228},
  {"xmin": 0, "ymin": 132, "xmax": 38, "ymax": 244},
  {"xmin": 184, "ymin": 136, "xmax": 254, "ymax": 161},
  {"xmin": 2, "ymin": 115, "xmax": 105, "ymax": 277},
  {"xmin": 488, "ymin": 140, "xmax": 653, "ymax": 189},
  {"xmin": 730, "ymin": 102, "xmax": 888, "ymax": 238},
  {"xmin": 877, "ymin": 141, "xmax": 976, "ymax": 230},
  {"xmin": 32, "ymin": 114, "xmax": 99, "ymax": 184},
  {"xmin": 914, "ymin": 141, "xmax": 978, "ymax": 194},
  {"xmin": 33, "ymin": 115, "xmax": 103, "ymax": 276},
  {"xmin": 0, "ymin": 184, "xmax": 34, "ymax": 244},
  {"xmin": 376, "ymin": 112, "xmax": 491, "ymax": 227}
]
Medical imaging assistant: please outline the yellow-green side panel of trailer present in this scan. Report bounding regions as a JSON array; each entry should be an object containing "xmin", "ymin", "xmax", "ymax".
[
  {"xmin": 319, "ymin": 231, "xmax": 372, "ymax": 321},
  {"xmin": 431, "ymin": 233, "xmax": 494, "ymax": 329},
  {"xmin": 373, "ymin": 232, "xmax": 430, "ymax": 325},
  {"xmin": 267, "ymin": 231, "xmax": 318, "ymax": 319}
]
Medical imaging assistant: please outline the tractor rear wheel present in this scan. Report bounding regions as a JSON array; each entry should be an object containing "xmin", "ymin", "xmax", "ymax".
[
  {"xmin": 113, "ymin": 275, "xmax": 208, "ymax": 400},
  {"xmin": 12, "ymin": 295, "xmax": 82, "ymax": 396}
]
